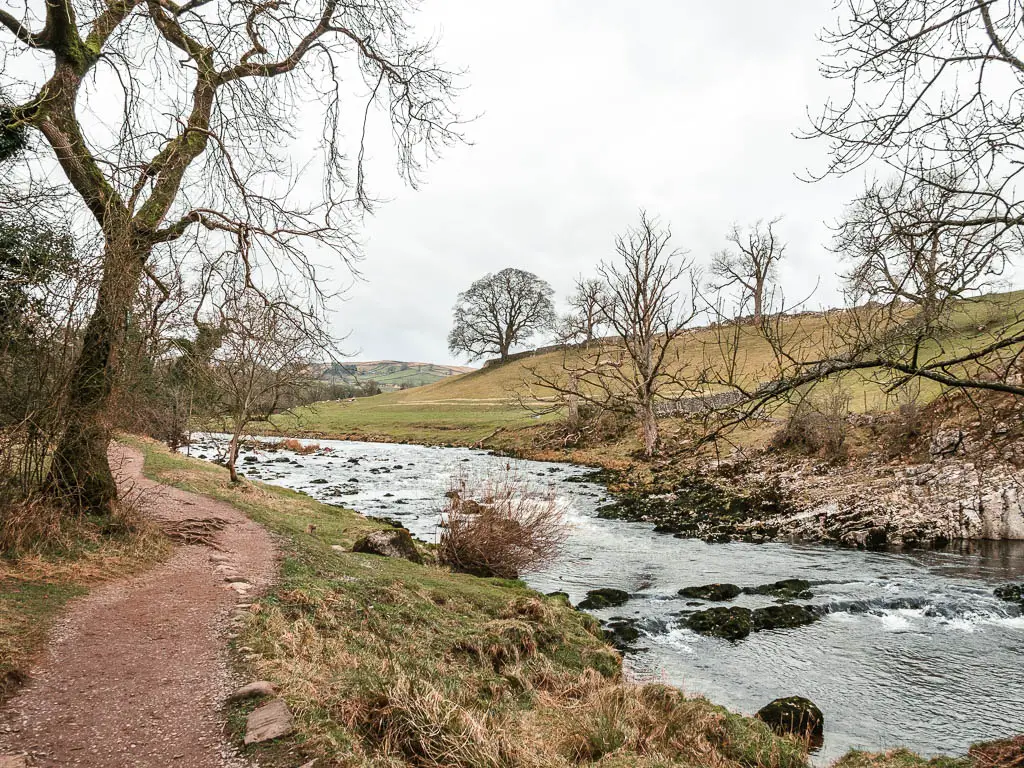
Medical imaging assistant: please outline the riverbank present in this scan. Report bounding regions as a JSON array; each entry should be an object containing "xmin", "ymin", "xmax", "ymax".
[
  {"xmin": 252, "ymin": 384, "xmax": 1024, "ymax": 551},
  {"xmin": 138, "ymin": 438, "xmax": 821, "ymax": 767},
  {"xmin": 178, "ymin": 434, "xmax": 1024, "ymax": 763}
]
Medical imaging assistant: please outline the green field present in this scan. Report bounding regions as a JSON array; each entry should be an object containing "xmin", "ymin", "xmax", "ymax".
[{"xmin": 322, "ymin": 360, "xmax": 475, "ymax": 390}]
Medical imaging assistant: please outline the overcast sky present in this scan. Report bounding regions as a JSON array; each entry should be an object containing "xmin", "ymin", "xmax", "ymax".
[{"xmin": 323, "ymin": 2, "xmax": 870, "ymax": 366}]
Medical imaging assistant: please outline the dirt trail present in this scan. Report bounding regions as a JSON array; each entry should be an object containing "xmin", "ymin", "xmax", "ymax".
[{"xmin": 0, "ymin": 444, "xmax": 278, "ymax": 767}]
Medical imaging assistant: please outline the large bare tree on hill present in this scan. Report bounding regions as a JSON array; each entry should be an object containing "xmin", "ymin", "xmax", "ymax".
[
  {"xmin": 709, "ymin": 218, "xmax": 785, "ymax": 323},
  {"xmin": 557, "ymin": 276, "xmax": 607, "ymax": 344},
  {"xmin": 529, "ymin": 212, "xmax": 698, "ymax": 457},
  {"xmin": 448, "ymin": 268, "xmax": 555, "ymax": 362},
  {"xmin": 0, "ymin": 0, "xmax": 462, "ymax": 512},
  {"xmin": 838, "ymin": 171, "xmax": 1012, "ymax": 330}
]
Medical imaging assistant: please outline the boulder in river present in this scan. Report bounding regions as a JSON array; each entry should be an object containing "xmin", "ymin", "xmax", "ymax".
[
  {"xmin": 602, "ymin": 618, "xmax": 642, "ymax": 650},
  {"xmin": 685, "ymin": 606, "xmax": 753, "ymax": 641},
  {"xmin": 678, "ymin": 583, "xmax": 741, "ymax": 601},
  {"xmin": 577, "ymin": 588, "xmax": 630, "ymax": 610},
  {"xmin": 351, "ymin": 529, "xmax": 422, "ymax": 564},
  {"xmin": 742, "ymin": 579, "xmax": 813, "ymax": 600},
  {"xmin": 752, "ymin": 604, "xmax": 818, "ymax": 630},
  {"xmin": 995, "ymin": 584, "xmax": 1023, "ymax": 604},
  {"xmin": 755, "ymin": 696, "xmax": 824, "ymax": 744}
]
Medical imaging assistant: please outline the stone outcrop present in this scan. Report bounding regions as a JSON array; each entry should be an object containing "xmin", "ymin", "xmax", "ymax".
[
  {"xmin": 678, "ymin": 583, "xmax": 741, "ymax": 601},
  {"xmin": 351, "ymin": 529, "xmax": 423, "ymax": 564}
]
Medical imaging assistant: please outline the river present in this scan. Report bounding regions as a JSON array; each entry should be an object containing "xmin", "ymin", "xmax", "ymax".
[{"xmin": 185, "ymin": 434, "xmax": 1024, "ymax": 762}]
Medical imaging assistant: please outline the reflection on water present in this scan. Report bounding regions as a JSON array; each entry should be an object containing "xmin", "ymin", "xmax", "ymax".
[{"xmin": 185, "ymin": 435, "xmax": 1024, "ymax": 762}]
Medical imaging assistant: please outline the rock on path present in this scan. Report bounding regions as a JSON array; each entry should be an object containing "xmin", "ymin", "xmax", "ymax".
[{"xmin": 0, "ymin": 444, "xmax": 278, "ymax": 767}]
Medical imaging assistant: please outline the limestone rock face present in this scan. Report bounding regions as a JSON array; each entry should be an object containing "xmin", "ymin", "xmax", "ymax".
[
  {"xmin": 351, "ymin": 529, "xmax": 423, "ymax": 564},
  {"xmin": 726, "ymin": 454, "xmax": 1024, "ymax": 547}
]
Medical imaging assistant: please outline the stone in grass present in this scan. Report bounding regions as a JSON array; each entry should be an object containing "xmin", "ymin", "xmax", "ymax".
[
  {"xmin": 678, "ymin": 583, "xmax": 741, "ymax": 601},
  {"xmin": 351, "ymin": 529, "xmax": 423, "ymax": 564},
  {"xmin": 577, "ymin": 588, "xmax": 630, "ymax": 610},
  {"xmin": 756, "ymin": 696, "xmax": 824, "ymax": 744},
  {"xmin": 228, "ymin": 680, "xmax": 278, "ymax": 703},
  {"xmin": 995, "ymin": 584, "xmax": 1023, "ymax": 604},
  {"xmin": 244, "ymin": 699, "xmax": 294, "ymax": 745},
  {"xmin": 685, "ymin": 606, "xmax": 752, "ymax": 641},
  {"xmin": 0, "ymin": 756, "xmax": 28, "ymax": 768},
  {"xmin": 742, "ymin": 579, "xmax": 814, "ymax": 600}
]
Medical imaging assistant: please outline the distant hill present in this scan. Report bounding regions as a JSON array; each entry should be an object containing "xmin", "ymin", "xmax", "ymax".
[{"xmin": 320, "ymin": 360, "xmax": 476, "ymax": 391}]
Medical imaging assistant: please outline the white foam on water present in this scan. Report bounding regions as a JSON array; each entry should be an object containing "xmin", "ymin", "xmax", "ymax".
[
  {"xmin": 879, "ymin": 608, "xmax": 924, "ymax": 631},
  {"xmin": 654, "ymin": 626, "xmax": 698, "ymax": 655}
]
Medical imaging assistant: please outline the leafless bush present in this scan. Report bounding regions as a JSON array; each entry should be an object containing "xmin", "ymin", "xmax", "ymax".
[
  {"xmin": 438, "ymin": 468, "xmax": 567, "ymax": 579},
  {"xmin": 769, "ymin": 388, "xmax": 851, "ymax": 460},
  {"xmin": 877, "ymin": 394, "xmax": 926, "ymax": 458}
]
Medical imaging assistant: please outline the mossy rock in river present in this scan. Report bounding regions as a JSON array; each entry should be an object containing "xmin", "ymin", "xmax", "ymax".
[
  {"xmin": 756, "ymin": 696, "xmax": 824, "ymax": 743},
  {"xmin": 743, "ymin": 579, "xmax": 814, "ymax": 600},
  {"xmin": 577, "ymin": 588, "xmax": 630, "ymax": 610},
  {"xmin": 685, "ymin": 607, "xmax": 753, "ymax": 641},
  {"xmin": 678, "ymin": 583, "xmax": 741, "ymax": 601},
  {"xmin": 602, "ymin": 618, "xmax": 642, "ymax": 650},
  {"xmin": 751, "ymin": 604, "xmax": 818, "ymax": 631},
  {"xmin": 994, "ymin": 584, "xmax": 1023, "ymax": 604}
]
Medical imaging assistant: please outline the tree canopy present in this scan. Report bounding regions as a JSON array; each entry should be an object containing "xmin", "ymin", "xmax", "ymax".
[{"xmin": 448, "ymin": 268, "xmax": 555, "ymax": 362}]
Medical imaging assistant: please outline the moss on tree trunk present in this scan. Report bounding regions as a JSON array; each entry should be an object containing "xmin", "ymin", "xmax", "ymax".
[{"xmin": 48, "ymin": 242, "xmax": 144, "ymax": 514}]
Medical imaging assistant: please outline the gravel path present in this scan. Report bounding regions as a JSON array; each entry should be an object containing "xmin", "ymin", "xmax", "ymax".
[{"xmin": 0, "ymin": 444, "xmax": 278, "ymax": 767}]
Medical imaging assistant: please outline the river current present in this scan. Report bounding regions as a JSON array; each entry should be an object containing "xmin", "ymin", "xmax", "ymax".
[{"xmin": 185, "ymin": 435, "xmax": 1024, "ymax": 762}]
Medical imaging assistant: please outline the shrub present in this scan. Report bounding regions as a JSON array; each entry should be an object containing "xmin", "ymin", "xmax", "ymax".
[
  {"xmin": 770, "ymin": 388, "xmax": 851, "ymax": 460},
  {"xmin": 438, "ymin": 468, "xmax": 567, "ymax": 579}
]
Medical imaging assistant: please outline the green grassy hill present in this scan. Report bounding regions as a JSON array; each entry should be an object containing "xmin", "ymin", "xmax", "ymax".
[
  {"xmin": 272, "ymin": 291, "xmax": 1024, "ymax": 449},
  {"xmin": 322, "ymin": 360, "xmax": 476, "ymax": 390}
]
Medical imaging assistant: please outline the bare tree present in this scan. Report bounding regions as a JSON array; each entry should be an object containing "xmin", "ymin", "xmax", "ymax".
[
  {"xmin": 448, "ymin": 268, "xmax": 556, "ymax": 362},
  {"xmin": 206, "ymin": 293, "xmax": 329, "ymax": 483},
  {"xmin": 0, "ymin": 0, "xmax": 463, "ymax": 512},
  {"xmin": 558, "ymin": 277, "xmax": 607, "ymax": 344},
  {"xmin": 528, "ymin": 212, "xmax": 698, "ymax": 457},
  {"xmin": 837, "ymin": 172, "xmax": 1011, "ymax": 330},
  {"xmin": 709, "ymin": 217, "xmax": 785, "ymax": 323},
  {"xmin": 682, "ymin": 0, "xmax": 1024, "ymax": 440},
  {"xmin": 808, "ymin": 0, "xmax": 1024, "ymax": 230}
]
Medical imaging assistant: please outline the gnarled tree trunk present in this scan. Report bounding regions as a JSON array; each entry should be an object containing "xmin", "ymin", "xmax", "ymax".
[{"xmin": 47, "ymin": 239, "xmax": 145, "ymax": 513}]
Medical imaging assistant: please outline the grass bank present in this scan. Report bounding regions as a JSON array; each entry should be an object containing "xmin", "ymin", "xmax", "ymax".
[
  {"xmin": 0, "ymin": 501, "xmax": 169, "ymax": 700},
  {"xmin": 140, "ymin": 439, "xmax": 814, "ymax": 768}
]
